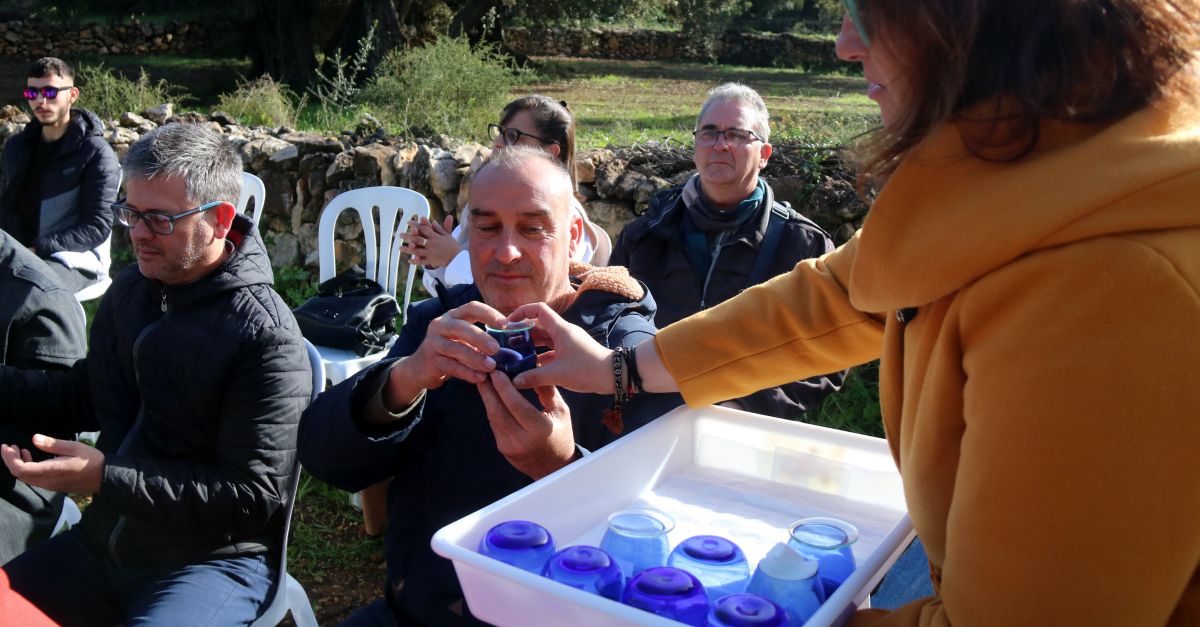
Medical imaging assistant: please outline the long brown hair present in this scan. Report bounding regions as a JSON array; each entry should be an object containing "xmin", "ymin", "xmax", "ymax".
[
  {"xmin": 500, "ymin": 96, "xmax": 578, "ymax": 191},
  {"xmin": 854, "ymin": 0, "xmax": 1200, "ymax": 184}
]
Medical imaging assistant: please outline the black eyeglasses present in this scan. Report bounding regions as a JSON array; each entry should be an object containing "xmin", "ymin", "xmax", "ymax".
[
  {"xmin": 692, "ymin": 128, "xmax": 764, "ymax": 148},
  {"xmin": 487, "ymin": 123, "xmax": 555, "ymax": 147},
  {"xmin": 112, "ymin": 201, "xmax": 221, "ymax": 236},
  {"xmin": 23, "ymin": 86, "xmax": 72, "ymax": 100}
]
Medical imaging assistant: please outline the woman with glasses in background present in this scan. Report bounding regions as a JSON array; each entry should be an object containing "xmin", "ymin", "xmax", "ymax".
[
  {"xmin": 403, "ymin": 95, "xmax": 611, "ymax": 296},
  {"xmin": 503, "ymin": 0, "xmax": 1200, "ymax": 624}
]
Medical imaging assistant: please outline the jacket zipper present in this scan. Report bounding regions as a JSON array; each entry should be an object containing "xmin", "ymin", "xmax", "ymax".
[{"xmin": 107, "ymin": 287, "xmax": 169, "ymax": 566}]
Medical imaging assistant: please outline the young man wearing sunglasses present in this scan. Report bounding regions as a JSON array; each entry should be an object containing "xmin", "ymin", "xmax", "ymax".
[
  {"xmin": 609, "ymin": 82, "xmax": 845, "ymax": 419},
  {"xmin": 0, "ymin": 57, "xmax": 119, "ymax": 293}
]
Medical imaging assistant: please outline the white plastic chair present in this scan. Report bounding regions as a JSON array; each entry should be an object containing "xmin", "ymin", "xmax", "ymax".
[
  {"xmin": 251, "ymin": 339, "xmax": 323, "ymax": 627},
  {"xmin": 312, "ymin": 186, "xmax": 430, "ymax": 385},
  {"xmin": 238, "ymin": 171, "xmax": 266, "ymax": 225},
  {"xmin": 75, "ymin": 172, "xmax": 122, "ymax": 303}
]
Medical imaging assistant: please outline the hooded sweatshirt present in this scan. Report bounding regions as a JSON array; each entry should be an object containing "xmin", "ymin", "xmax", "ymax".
[{"xmin": 653, "ymin": 100, "xmax": 1200, "ymax": 626}]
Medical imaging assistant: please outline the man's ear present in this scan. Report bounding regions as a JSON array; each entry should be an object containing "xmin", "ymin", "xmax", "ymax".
[
  {"xmin": 758, "ymin": 142, "xmax": 773, "ymax": 169},
  {"xmin": 568, "ymin": 209, "xmax": 584, "ymax": 259},
  {"xmin": 211, "ymin": 202, "xmax": 237, "ymax": 239},
  {"xmin": 67, "ymin": 86, "xmax": 80, "ymax": 105}
]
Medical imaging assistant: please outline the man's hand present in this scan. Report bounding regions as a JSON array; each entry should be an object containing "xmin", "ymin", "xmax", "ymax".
[
  {"xmin": 478, "ymin": 370, "xmax": 577, "ymax": 480},
  {"xmin": 1, "ymin": 435, "xmax": 105, "ymax": 494},
  {"xmin": 382, "ymin": 301, "xmax": 508, "ymax": 412}
]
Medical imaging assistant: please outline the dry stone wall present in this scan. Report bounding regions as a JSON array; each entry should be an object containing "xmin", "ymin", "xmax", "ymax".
[
  {"xmin": 0, "ymin": 105, "xmax": 867, "ymax": 278},
  {"xmin": 0, "ymin": 18, "xmax": 213, "ymax": 58}
]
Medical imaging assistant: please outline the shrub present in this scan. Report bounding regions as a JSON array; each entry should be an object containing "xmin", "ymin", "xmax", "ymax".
[
  {"xmin": 360, "ymin": 35, "xmax": 521, "ymax": 139},
  {"xmin": 797, "ymin": 360, "xmax": 884, "ymax": 437},
  {"xmin": 76, "ymin": 63, "xmax": 189, "ymax": 121},
  {"xmin": 216, "ymin": 75, "xmax": 298, "ymax": 128}
]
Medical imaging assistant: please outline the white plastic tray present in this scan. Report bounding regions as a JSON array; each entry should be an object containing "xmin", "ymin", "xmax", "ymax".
[{"xmin": 432, "ymin": 405, "xmax": 913, "ymax": 626}]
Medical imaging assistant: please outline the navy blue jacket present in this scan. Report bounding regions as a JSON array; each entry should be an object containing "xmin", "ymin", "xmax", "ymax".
[
  {"xmin": 610, "ymin": 180, "xmax": 845, "ymax": 418},
  {"xmin": 299, "ymin": 269, "xmax": 683, "ymax": 625},
  {"xmin": 0, "ymin": 108, "xmax": 119, "ymax": 258}
]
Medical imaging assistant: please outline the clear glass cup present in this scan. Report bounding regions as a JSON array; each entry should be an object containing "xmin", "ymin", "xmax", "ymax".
[
  {"xmin": 477, "ymin": 520, "xmax": 556, "ymax": 574},
  {"xmin": 542, "ymin": 545, "xmax": 624, "ymax": 600},
  {"xmin": 599, "ymin": 508, "xmax": 675, "ymax": 578},
  {"xmin": 746, "ymin": 542, "xmax": 825, "ymax": 625},
  {"xmin": 667, "ymin": 535, "xmax": 751, "ymax": 602},
  {"xmin": 485, "ymin": 320, "xmax": 537, "ymax": 376},
  {"xmin": 622, "ymin": 566, "xmax": 710, "ymax": 626},
  {"xmin": 707, "ymin": 593, "xmax": 788, "ymax": 627},
  {"xmin": 787, "ymin": 517, "xmax": 858, "ymax": 597}
]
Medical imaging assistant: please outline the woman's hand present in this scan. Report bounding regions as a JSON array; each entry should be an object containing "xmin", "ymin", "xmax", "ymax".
[
  {"xmin": 507, "ymin": 302, "xmax": 616, "ymax": 395},
  {"xmin": 400, "ymin": 215, "xmax": 459, "ymax": 269}
]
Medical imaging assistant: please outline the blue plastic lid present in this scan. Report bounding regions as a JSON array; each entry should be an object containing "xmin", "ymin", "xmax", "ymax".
[
  {"xmin": 634, "ymin": 567, "xmax": 698, "ymax": 597},
  {"xmin": 557, "ymin": 546, "xmax": 612, "ymax": 573},
  {"xmin": 711, "ymin": 594, "xmax": 786, "ymax": 626},
  {"xmin": 681, "ymin": 535, "xmax": 737, "ymax": 563},
  {"xmin": 486, "ymin": 520, "xmax": 551, "ymax": 550}
]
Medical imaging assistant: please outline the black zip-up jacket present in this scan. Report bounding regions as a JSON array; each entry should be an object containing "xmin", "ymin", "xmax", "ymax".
[
  {"xmin": 0, "ymin": 215, "xmax": 312, "ymax": 567},
  {"xmin": 0, "ymin": 108, "xmax": 119, "ymax": 257},
  {"xmin": 610, "ymin": 180, "xmax": 846, "ymax": 418},
  {"xmin": 298, "ymin": 265, "xmax": 684, "ymax": 625}
]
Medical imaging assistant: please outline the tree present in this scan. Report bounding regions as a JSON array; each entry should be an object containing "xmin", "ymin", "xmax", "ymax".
[{"xmin": 248, "ymin": 0, "xmax": 318, "ymax": 92}]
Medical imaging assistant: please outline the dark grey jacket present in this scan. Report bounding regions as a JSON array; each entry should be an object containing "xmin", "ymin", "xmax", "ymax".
[
  {"xmin": 0, "ymin": 108, "xmax": 119, "ymax": 269},
  {"xmin": 298, "ymin": 267, "xmax": 684, "ymax": 625},
  {"xmin": 0, "ymin": 215, "xmax": 312, "ymax": 567},
  {"xmin": 0, "ymin": 228, "xmax": 87, "ymax": 564},
  {"xmin": 610, "ymin": 180, "xmax": 845, "ymax": 418}
]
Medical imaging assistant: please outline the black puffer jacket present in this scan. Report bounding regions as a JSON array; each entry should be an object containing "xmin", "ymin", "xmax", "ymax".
[
  {"xmin": 610, "ymin": 180, "xmax": 845, "ymax": 418},
  {"xmin": 0, "ymin": 108, "xmax": 119, "ymax": 257},
  {"xmin": 299, "ymin": 265, "xmax": 684, "ymax": 625},
  {"xmin": 0, "ymin": 215, "xmax": 312, "ymax": 567}
]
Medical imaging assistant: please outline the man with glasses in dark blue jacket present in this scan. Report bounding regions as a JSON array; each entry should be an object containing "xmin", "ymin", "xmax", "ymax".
[
  {"xmin": 0, "ymin": 123, "xmax": 311, "ymax": 625},
  {"xmin": 0, "ymin": 57, "xmax": 119, "ymax": 293}
]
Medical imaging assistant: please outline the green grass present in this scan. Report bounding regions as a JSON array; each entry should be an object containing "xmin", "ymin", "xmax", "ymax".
[{"xmin": 798, "ymin": 361, "xmax": 884, "ymax": 437}]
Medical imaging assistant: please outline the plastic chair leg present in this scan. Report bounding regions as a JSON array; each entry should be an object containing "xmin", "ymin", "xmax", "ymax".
[{"xmin": 286, "ymin": 575, "xmax": 319, "ymax": 627}]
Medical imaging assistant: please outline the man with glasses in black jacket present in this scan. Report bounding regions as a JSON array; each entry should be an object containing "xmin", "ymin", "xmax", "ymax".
[{"xmin": 0, "ymin": 123, "xmax": 311, "ymax": 625}]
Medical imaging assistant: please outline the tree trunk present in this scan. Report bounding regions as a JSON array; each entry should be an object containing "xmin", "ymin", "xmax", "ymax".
[
  {"xmin": 324, "ymin": 0, "xmax": 408, "ymax": 82},
  {"xmin": 248, "ymin": 0, "xmax": 318, "ymax": 92},
  {"xmin": 448, "ymin": 0, "xmax": 508, "ymax": 44}
]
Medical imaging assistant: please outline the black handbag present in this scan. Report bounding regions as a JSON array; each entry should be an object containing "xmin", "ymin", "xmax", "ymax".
[{"xmin": 293, "ymin": 268, "xmax": 402, "ymax": 356}]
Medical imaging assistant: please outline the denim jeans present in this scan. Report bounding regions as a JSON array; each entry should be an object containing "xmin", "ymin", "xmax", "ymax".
[
  {"xmin": 870, "ymin": 536, "xmax": 935, "ymax": 610},
  {"xmin": 2, "ymin": 527, "xmax": 275, "ymax": 626}
]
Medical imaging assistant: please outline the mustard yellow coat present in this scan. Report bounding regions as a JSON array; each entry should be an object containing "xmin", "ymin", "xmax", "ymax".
[{"xmin": 654, "ymin": 102, "xmax": 1200, "ymax": 625}]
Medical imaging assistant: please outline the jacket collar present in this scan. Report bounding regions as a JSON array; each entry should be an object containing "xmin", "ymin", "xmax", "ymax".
[
  {"xmin": 19, "ymin": 107, "xmax": 105, "ymax": 154},
  {"xmin": 849, "ymin": 100, "xmax": 1200, "ymax": 313},
  {"xmin": 646, "ymin": 176, "xmax": 775, "ymax": 247}
]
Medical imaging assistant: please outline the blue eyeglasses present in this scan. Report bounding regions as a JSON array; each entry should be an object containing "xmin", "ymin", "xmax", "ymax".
[
  {"xmin": 843, "ymin": 0, "xmax": 871, "ymax": 47},
  {"xmin": 112, "ymin": 201, "xmax": 222, "ymax": 235}
]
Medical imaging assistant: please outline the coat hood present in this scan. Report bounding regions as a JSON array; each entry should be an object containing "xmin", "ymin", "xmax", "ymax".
[
  {"xmin": 565, "ymin": 261, "xmax": 658, "ymax": 344},
  {"xmin": 849, "ymin": 101, "xmax": 1200, "ymax": 313}
]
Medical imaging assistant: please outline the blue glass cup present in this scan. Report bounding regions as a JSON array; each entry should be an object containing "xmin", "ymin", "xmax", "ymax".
[
  {"xmin": 542, "ymin": 545, "xmax": 624, "ymax": 601},
  {"xmin": 485, "ymin": 320, "xmax": 537, "ymax": 376},
  {"xmin": 623, "ymin": 566, "xmax": 710, "ymax": 626},
  {"xmin": 707, "ymin": 593, "xmax": 788, "ymax": 627},
  {"xmin": 746, "ymin": 542, "xmax": 825, "ymax": 625},
  {"xmin": 599, "ymin": 508, "xmax": 674, "ymax": 578},
  {"xmin": 787, "ymin": 517, "xmax": 859, "ymax": 598},
  {"xmin": 667, "ymin": 535, "xmax": 751, "ymax": 602},
  {"xmin": 477, "ymin": 520, "xmax": 556, "ymax": 574}
]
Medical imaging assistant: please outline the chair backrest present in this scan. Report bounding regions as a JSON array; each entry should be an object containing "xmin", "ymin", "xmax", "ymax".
[
  {"xmin": 277, "ymin": 339, "xmax": 324, "ymax": 574},
  {"xmin": 317, "ymin": 186, "xmax": 431, "ymax": 320},
  {"xmin": 238, "ymin": 172, "xmax": 267, "ymax": 225}
]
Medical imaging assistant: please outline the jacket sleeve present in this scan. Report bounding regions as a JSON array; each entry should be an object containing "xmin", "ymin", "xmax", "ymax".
[
  {"xmin": 656, "ymin": 234, "xmax": 884, "ymax": 407},
  {"xmin": 34, "ymin": 139, "xmax": 119, "ymax": 255},
  {"xmin": 99, "ymin": 332, "xmax": 312, "ymax": 536},
  {"xmin": 849, "ymin": 238, "xmax": 1200, "ymax": 626},
  {"xmin": 297, "ymin": 309, "xmax": 429, "ymax": 493}
]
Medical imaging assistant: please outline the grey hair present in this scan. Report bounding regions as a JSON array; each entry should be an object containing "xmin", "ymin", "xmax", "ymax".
[
  {"xmin": 123, "ymin": 123, "xmax": 242, "ymax": 205},
  {"xmin": 480, "ymin": 144, "xmax": 572, "ymax": 194},
  {"xmin": 697, "ymin": 82, "xmax": 771, "ymax": 144}
]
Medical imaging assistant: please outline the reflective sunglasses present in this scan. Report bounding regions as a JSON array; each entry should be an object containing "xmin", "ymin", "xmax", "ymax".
[
  {"xmin": 112, "ymin": 200, "xmax": 221, "ymax": 236},
  {"xmin": 487, "ymin": 123, "xmax": 555, "ymax": 147},
  {"xmin": 843, "ymin": 0, "xmax": 871, "ymax": 46},
  {"xmin": 23, "ymin": 85, "xmax": 73, "ymax": 100},
  {"xmin": 692, "ymin": 128, "xmax": 763, "ymax": 148}
]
